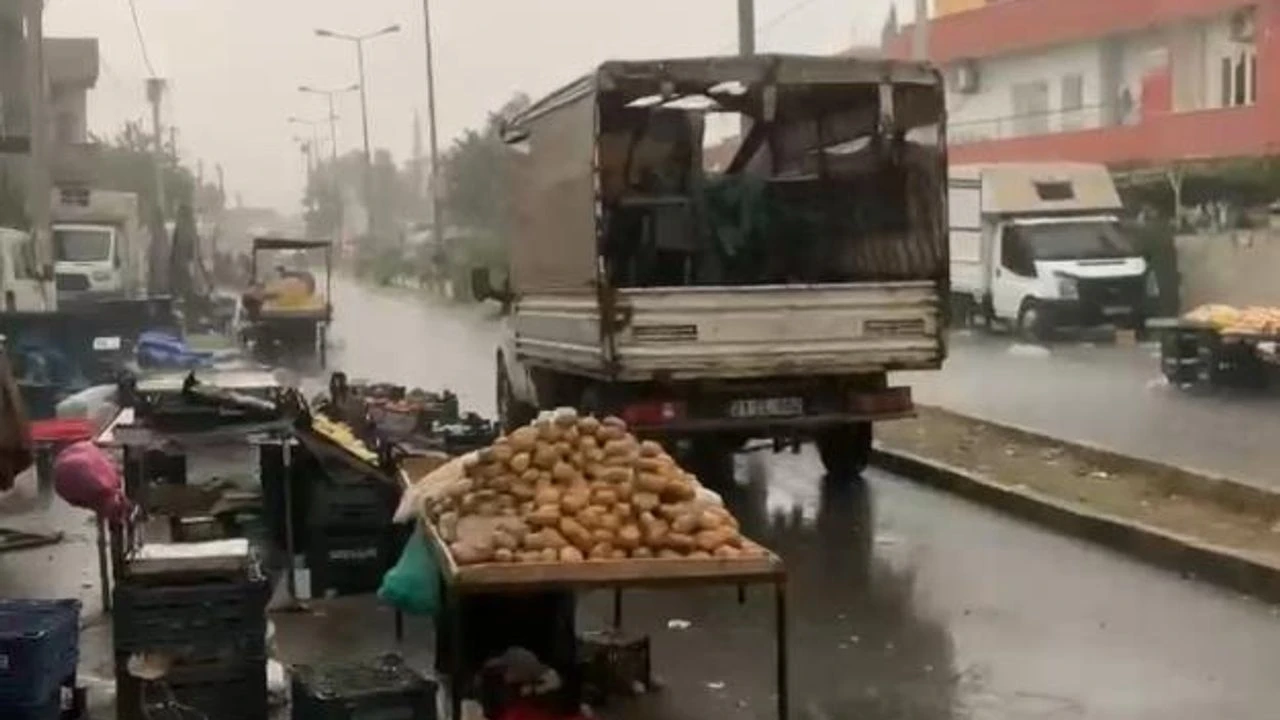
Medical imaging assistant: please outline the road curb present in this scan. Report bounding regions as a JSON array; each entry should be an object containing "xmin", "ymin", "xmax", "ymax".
[
  {"xmin": 870, "ymin": 445, "xmax": 1280, "ymax": 604},
  {"xmin": 917, "ymin": 404, "xmax": 1280, "ymax": 518}
]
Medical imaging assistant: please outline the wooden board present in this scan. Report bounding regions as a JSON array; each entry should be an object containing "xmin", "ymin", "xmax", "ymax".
[{"xmin": 422, "ymin": 519, "xmax": 784, "ymax": 592}]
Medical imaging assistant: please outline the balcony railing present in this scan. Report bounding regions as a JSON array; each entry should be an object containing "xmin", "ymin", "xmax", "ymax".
[{"xmin": 948, "ymin": 104, "xmax": 1118, "ymax": 146}]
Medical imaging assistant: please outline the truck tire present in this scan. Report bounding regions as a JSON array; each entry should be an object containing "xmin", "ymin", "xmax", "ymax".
[
  {"xmin": 496, "ymin": 359, "xmax": 536, "ymax": 433},
  {"xmin": 815, "ymin": 423, "xmax": 872, "ymax": 480},
  {"xmin": 1017, "ymin": 300, "xmax": 1050, "ymax": 342}
]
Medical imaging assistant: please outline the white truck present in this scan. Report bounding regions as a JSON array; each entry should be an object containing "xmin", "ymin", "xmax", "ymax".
[
  {"xmin": 0, "ymin": 227, "xmax": 46, "ymax": 311},
  {"xmin": 475, "ymin": 55, "xmax": 948, "ymax": 478},
  {"xmin": 948, "ymin": 162, "xmax": 1147, "ymax": 339},
  {"xmin": 50, "ymin": 187, "xmax": 146, "ymax": 305}
]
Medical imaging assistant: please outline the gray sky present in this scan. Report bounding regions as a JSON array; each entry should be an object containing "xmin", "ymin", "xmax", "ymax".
[{"xmin": 48, "ymin": 0, "xmax": 911, "ymax": 212}]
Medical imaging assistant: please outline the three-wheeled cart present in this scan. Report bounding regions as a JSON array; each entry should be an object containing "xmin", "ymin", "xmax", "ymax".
[
  {"xmin": 1150, "ymin": 317, "xmax": 1280, "ymax": 391},
  {"xmin": 242, "ymin": 237, "xmax": 333, "ymax": 368}
]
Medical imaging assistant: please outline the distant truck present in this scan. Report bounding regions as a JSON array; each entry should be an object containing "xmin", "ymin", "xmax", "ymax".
[
  {"xmin": 50, "ymin": 187, "xmax": 146, "ymax": 305},
  {"xmin": 0, "ymin": 227, "xmax": 46, "ymax": 311},
  {"xmin": 475, "ymin": 54, "xmax": 949, "ymax": 478},
  {"xmin": 948, "ymin": 162, "xmax": 1147, "ymax": 339}
]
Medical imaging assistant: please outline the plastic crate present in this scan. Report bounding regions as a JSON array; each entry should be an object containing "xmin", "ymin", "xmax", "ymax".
[
  {"xmin": 305, "ymin": 528, "xmax": 401, "ymax": 598},
  {"xmin": 292, "ymin": 654, "xmax": 437, "ymax": 720},
  {"xmin": 0, "ymin": 599, "xmax": 81, "ymax": 705},
  {"xmin": 309, "ymin": 477, "xmax": 398, "ymax": 530},
  {"xmin": 112, "ymin": 576, "xmax": 269, "ymax": 657},
  {"xmin": 116, "ymin": 657, "xmax": 267, "ymax": 720}
]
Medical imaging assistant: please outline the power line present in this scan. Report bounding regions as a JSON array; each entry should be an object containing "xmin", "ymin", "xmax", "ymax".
[
  {"xmin": 124, "ymin": 0, "xmax": 157, "ymax": 76},
  {"xmin": 719, "ymin": 0, "xmax": 830, "ymax": 53}
]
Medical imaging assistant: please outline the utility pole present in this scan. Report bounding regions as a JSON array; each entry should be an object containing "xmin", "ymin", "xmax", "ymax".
[
  {"xmin": 315, "ymin": 25, "xmax": 400, "ymax": 245},
  {"xmin": 24, "ymin": 0, "xmax": 53, "ymax": 308},
  {"xmin": 912, "ymin": 0, "xmax": 930, "ymax": 61},
  {"xmin": 147, "ymin": 78, "xmax": 167, "ymax": 218},
  {"xmin": 736, "ymin": 0, "xmax": 755, "ymax": 136},
  {"xmin": 421, "ymin": 0, "xmax": 445, "ymax": 266}
]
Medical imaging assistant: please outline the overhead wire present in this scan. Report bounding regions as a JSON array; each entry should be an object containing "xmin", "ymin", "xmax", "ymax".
[
  {"xmin": 717, "ymin": 0, "xmax": 831, "ymax": 54},
  {"xmin": 124, "ymin": 0, "xmax": 158, "ymax": 76}
]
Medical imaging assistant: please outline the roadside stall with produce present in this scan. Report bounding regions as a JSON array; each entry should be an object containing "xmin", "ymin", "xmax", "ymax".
[
  {"xmin": 401, "ymin": 408, "xmax": 789, "ymax": 720},
  {"xmin": 1152, "ymin": 305, "xmax": 1280, "ymax": 391}
]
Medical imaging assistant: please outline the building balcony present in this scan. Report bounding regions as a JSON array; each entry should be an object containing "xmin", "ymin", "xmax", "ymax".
[
  {"xmin": 887, "ymin": 0, "xmax": 1256, "ymax": 64},
  {"xmin": 947, "ymin": 102, "xmax": 1278, "ymax": 167}
]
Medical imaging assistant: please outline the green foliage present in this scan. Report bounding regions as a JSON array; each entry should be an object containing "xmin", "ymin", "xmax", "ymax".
[{"xmin": 90, "ymin": 122, "xmax": 222, "ymax": 217}]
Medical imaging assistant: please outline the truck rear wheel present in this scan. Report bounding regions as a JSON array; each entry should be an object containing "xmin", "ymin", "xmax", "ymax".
[
  {"xmin": 815, "ymin": 423, "xmax": 872, "ymax": 480},
  {"xmin": 496, "ymin": 360, "xmax": 536, "ymax": 433}
]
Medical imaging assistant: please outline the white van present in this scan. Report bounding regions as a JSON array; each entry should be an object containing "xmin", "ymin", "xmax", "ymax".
[
  {"xmin": 0, "ymin": 228, "xmax": 47, "ymax": 311},
  {"xmin": 949, "ymin": 163, "xmax": 1147, "ymax": 338},
  {"xmin": 50, "ymin": 188, "xmax": 145, "ymax": 305}
]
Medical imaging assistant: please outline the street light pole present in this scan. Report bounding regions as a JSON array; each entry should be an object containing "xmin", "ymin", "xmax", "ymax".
[
  {"xmin": 420, "ymin": 0, "xmax": 445, "ymax": 271},
  {"xmin": 315, "ymin": 25, "xmax": 400, "ymax": 246},
  {"xmin": 300, "ymin": 84, "xmax": 358, "ymax": 246}
]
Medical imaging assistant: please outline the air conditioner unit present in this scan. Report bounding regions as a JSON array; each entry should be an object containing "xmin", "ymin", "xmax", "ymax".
[
  {"xmin": 950, "ymin": 61, "xmax": 980, "ymax": 94},
  {"xmin": 1230, "ymin": 8, "xmax": 1256, "ymax": 43}
]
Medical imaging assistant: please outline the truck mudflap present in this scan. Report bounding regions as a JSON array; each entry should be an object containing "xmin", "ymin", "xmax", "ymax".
[{"xmin": 616, "ymin": 386, "xmax": 915, "ymax": 434}]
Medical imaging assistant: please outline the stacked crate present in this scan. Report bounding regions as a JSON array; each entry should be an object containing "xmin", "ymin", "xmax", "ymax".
[
  {"xmin": 0, "ymin": 599, "xmax": 81, "ymax": 720},
  {"xmin": 112, "ymin": 568, "xmax": 270, "ymax": 720},
  {"xmin": 291, "ymin": 654, "xmax": 437, "ymax": 720},
  {"xmin": 305, "ymin": 471, "xmax": 405, "ymax": 597}
]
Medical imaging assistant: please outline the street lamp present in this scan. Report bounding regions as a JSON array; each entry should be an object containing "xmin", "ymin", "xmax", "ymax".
[
  {"xmin": 314, "ymin": 24, "xmax": 401, "ymax": 241},
  {"xmin": 299, "ymin": 84, "xmax": 358, "ymax": 245}
]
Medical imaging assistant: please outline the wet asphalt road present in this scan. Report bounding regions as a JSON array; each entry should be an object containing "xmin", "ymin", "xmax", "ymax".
[
  {"xmin": 5, "ymin": 276, "xmax": 1280, "ymax": 719},
  {"xmin": 319, "ymin": 279, "xmax": 1280, "ymax": 718},
  {"xmin": 907, "ymin": 333, "xmax": 1280, "ymax": 488}
]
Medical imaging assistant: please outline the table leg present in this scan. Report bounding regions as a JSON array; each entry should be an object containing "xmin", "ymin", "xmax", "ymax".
[
  {"xmin": 279, "ymin": 439, "xmax": 307, "ymax": 612},
  {"xmin": 95, "ymin": 516, "xmax": 111, "ymax": 613},
  {"xmin": 775, "ymin": 581, "xmax": 788, "ymax": 720},
  {"xmin": 612, "ymin": 588, "xmax": 623, "ymax": 630},
  {"xmin": 450, "ymin": 590, "xmax": 465, "ymax": 720}
]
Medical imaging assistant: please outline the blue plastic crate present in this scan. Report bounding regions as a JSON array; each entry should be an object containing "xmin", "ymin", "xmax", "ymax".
[{"xmin": 0, "ymin": 599, "xmax": 81, "ymax": 706}]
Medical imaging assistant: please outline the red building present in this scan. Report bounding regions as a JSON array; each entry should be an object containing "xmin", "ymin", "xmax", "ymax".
[{"xmin": 884, "ymin": 0, "xmax": 1278, "ymax": 170}]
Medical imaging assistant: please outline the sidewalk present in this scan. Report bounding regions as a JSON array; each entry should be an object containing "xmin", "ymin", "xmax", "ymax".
[{"xmin": 904, "ymin": 334, "xmax": 1280, "ymax": 490}]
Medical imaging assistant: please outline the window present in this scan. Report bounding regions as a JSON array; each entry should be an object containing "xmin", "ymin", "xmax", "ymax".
[
  {"xmin": 1060, "ymin": 74, "xmax": 1084, "ymax": 131},
  {"xmin": 1000, "ymin": 227, "xmax": 1036, "ymax": 277},
  {"xmin": 1221, "ymin": 51, "xmax": 1257, "ymax": 107},
  {"xmin": 1034, "ymin": 181, "xmax": 1075, "ymax": 201},
  {"xmin": 1011, "ymin": 80, "xmax": 1050, "ymax": 136}
]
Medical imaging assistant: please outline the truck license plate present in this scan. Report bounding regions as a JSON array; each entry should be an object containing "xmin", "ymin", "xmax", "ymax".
[
  {"xmin": 1102, "ymin": 306, "xmax": 1130, "ymax": 317},
  {"xmin": 729, "ymin": 397, "xmax": 804, "ymax": 418}
]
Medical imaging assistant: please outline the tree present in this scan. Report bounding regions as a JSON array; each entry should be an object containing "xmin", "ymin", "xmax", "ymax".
[
  {"xmin": 439, "ymin": 93, "xmax": 530, "ymax": 270},
  {"xmin": 90, "ymin": 121, "xmax": 221, "ymax": 218}
]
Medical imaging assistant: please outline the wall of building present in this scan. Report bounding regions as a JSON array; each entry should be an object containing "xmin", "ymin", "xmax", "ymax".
[
  {"xmin": 1176, "ymin": 230, "xmax": 1280, "ymax": 310},
  {"xmin": 936, "ymin": 0, "xmax": 988, "ymax": 15}
]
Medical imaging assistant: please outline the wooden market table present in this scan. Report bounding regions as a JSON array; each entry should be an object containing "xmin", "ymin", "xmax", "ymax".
[{"xmin": 421, "ymin": 521, "xmax": 790, "ymax": 720}]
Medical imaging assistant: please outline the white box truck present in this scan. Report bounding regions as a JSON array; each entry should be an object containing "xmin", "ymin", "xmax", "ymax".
[
  {"xmin": 50, "ymin": 187, "xmax": 147, "ymax": 306},
  {"xmin": 475, "ymin": 55, "xmax": 948, "ymax": 478},
  {"xmin": 948, "ymin": 162, "xmax": 1147, "ymax": 339}
]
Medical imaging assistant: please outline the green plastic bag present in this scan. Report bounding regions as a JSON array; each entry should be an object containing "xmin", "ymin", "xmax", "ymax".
[{"xmin": 377, "ymin": 525, "xmax": 441, "ymax": 617}]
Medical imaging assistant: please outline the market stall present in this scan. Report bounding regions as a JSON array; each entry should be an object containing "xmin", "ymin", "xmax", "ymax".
[
  {"xmin": 403, "ymin": 408, "xmax": 790, "ymax": 720},
  {"xmin": 1152, "ymin": 304, "xmax": 1280, "ymax": 391}
]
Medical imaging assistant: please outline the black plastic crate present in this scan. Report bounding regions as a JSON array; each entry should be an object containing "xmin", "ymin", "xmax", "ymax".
[
  {"xmin": 112, "ymin": 576, "xmax": 269, "ymax": 657},
  {"xmin": 309, "ymin": 476, "xmax": 399, "ymax": 530},
  {"xmin": 292, "ymin": 654, "xmax": 436, "ymax": 720},
  {"xmin": 0, "ymin": 599, "xmax": 81, "ymax": 706},
  {"xmin": 116, "ymin": 657, "xmax": 267, "ymax": 720},
  {"xmin": 305, "ymin": 527, "xmax": 400, "ymax": 598}
]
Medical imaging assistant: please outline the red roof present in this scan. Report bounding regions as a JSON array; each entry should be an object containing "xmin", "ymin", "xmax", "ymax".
[{"xmin": 886, "ymin": 0, "xmax": 1254, "ymax": 64}]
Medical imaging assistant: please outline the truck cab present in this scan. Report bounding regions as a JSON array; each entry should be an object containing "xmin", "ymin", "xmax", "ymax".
[
  {"xmin": 949, "ymin": 163, "xmax": 1146, "ymax": 338},
  {"xmin": 50, "ymin": 187, "xmax": 144, "ymax": 306}
]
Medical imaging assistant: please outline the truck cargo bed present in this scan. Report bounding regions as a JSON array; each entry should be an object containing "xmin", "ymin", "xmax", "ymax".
[{"xmin": 513, "ymin": 282, "xmax": 942, "ymax": 381}]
